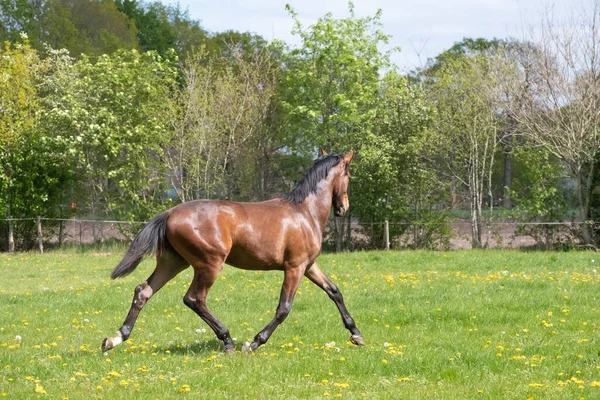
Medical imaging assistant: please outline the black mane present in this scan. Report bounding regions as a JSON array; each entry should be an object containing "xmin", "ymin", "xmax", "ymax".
[{"xmin": 281, "ymin": 154, "xmax": 344, "ymax": 203}]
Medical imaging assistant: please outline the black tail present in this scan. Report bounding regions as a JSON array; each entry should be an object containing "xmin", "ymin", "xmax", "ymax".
[{"xmin": 111, "ymin": 212, "xmax": 169, "ymax": 279}]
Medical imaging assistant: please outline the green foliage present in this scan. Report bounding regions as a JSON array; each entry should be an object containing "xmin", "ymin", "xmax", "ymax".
[
  {"xmin": 509, "ymin": 147, "xmax": 569, "ymax": 249},
  {"xmin": 0, "ymin": 3, "xmax": 583, "ymax": 252},
  {"xmin": 422, "ymin": 42, "xmax": 505, "ymax": 248},
  {"xmin": 115, "ymin": 0, "xmax": 207, "ymax": 58},
  {"xmin": 279, "ymin": 2, "xmax": 392, "ymax": 152},
  {"xmin": 350, "ymin": 71, "xmax": 451, "ymax": 249},
  {"xmin": 40, "ymin": 47, "xmax": 179, "ymax": 224},
  {"xmin": 0, "ymin": 0, "xmax": 138, "ymax": 56},
  {"xmin": 0, "ymin": 39, "xmax": 75, "ymax": 249},
  {"xmin": 277, "ymin": 3, "xmax": 447, "ymax": 249},
  {"xmin": 162, "ymin": 43, "xmax": 280, "ymax": 203}
]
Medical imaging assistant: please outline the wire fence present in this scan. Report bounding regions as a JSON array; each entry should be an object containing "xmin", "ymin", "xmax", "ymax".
[{"xmin": 0, "ymin": 216, "xmax": 594, "ymax": 253}]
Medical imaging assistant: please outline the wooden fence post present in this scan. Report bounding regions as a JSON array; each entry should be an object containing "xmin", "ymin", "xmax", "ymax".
[
  {"xmin": 7, "ymin": 204, "xmax": 14, "ymax": 252},
  {"xmin": 384, "ymin": 220, "xmax": 390, "ymax": 250},
  {"xmin": 37, "ymin": 216, "xmax": 44, "ymax": 253},
  {"xmin": 58, "ymin": 220, "xmax": 64, "ymax": 247}
]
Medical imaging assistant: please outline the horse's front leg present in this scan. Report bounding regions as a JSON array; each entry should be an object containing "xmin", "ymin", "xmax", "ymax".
[
  {"xmin": 242, "ymin": 263, "xmax": 306, "ymax": 352},
  {"xmin": 304, "ymin": 262, "xmax": 364, "ymax": 345}
]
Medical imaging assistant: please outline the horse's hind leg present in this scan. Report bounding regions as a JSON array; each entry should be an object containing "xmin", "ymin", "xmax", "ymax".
[
  {"xmin": 183, "ymin": 264, "xmax": 235, "ymax": 353},
  {"xmin": 304, "ymin": 262, "xmax": 364, "ymax": 345},
  {"xmin": 102, "ymin": 251, "xmax": 188, "ymax": 352}
]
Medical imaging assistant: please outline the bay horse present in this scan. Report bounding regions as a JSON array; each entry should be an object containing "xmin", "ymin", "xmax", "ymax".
[{"xmin": 101, "ymin": 149, "xmax": 364, "ymax": 353}]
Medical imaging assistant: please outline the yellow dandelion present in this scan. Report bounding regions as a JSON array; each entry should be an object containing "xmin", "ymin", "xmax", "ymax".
[
  {"xmin": 107, "ymin": 371, "xmax": 120, "ymax": 378},
  {"xmin": 397, "ymin": 377, "xmax": 412, "ymax": 382},
  {"xmin": 334, "ymin": 383, "xmax": 349, "ymax": 389},
  {"xmin": 34, "ymin": 385, "xmax": 46, "ymax": 395},
  {"xmin": 179, "ymin": 384, "xmax": 191, "ymax": 393},
  {"xmin": 138, "ymin": 365, "xmax": 149, "ymax": 373}
]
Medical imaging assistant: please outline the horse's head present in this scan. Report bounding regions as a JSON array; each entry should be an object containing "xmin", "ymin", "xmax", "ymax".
[{"xmin": 320, "ymin": 147, "xmax": 354, "ymax": 217}]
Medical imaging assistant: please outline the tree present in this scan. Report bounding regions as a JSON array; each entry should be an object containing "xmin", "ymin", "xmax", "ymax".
[
  {"xmin": 279, "ymin": 2, "xmax": 395, "ymax": 250},
  {"xmin": 502, "ymin": 3, "xmax": 600, "ymax": 245},
  {"xmin": 351, "ymin": 71, "xmax": 445, "ymax": 249},
  {"xmin": 0, "ymin": 0, "xmax": 138, "ymax": 56},
  {"xmin": 0, "ymin": 37, "xmax": 41, "ymax": 251},
  {"xmin": 41, "ymin": 47, "xmax": 179, "ymax": 225},
  {"xmin": 279, "ymin": 3, "xmax": 391, "ymax": 153},
  {"xmin": 115, "ymin": 0, "xmax": 208, "ymax": 58},
  {"xmin": 0, "ymin": 38, "xmax": 73, "ymax": 251},
  {"xmin": 163, "ymin": 43, "xmax": 279, "ymax": 203},
  {"xmin": 509, "ymin": 146, "xmax": 568, "ymax": 249},
  {"xmin": 423, "ymin": 47, "xmax": 506, "ymax": 248}
]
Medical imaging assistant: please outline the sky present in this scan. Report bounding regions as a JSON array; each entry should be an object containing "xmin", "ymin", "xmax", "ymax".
[{"xmin": 165, "ymin": 0, "xmax": 585, "ymax": 73}]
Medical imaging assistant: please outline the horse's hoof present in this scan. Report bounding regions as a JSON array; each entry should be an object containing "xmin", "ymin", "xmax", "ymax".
[
  {"xmin": 350, "ymin": 335, "xmax": 365, "ymax": 346},
  {"xmin": 242, "ymin": 341, "xmax": 253, "ymax": 352},
  {"xmin": 224, "ymin": 345, "xmax": 236, "ymax": 354},
  {"xmin": 101, "ymin": 338, "xmax": 112, "ymax": 352}
]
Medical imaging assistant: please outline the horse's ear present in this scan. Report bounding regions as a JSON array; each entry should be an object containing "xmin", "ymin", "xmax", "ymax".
[
  {"xmin": 319, "ymin": 146, "xmax": 328, "ymax": 157},
  {"xmin": 344, "ymin": 150, "xmax": 354, "ymax": 164}
]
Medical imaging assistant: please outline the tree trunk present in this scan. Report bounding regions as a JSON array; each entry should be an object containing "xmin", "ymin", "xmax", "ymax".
[
  {"xmin": 503, "ymin": 135, "xmax": 512, "ymax": 209},
  {"xmin": 470, "ymin": 187, "xmax": 482, "ymax": 249},
  {"xmin": 578, "ymin": 170, "xmax": 594, "ymax": 245}
]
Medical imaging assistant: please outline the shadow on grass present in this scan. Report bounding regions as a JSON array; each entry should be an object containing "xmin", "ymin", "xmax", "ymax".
[{"xmin": 162, "ymin": 339, "xmax": 228, "ymax": 355}]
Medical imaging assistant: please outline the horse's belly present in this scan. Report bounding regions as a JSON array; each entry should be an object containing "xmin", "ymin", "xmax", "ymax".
[{"xmin": 225, "ymin": 244, "xmax": 285, "ymax": 271}]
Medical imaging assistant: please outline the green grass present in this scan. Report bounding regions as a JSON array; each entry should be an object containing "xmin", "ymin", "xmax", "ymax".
[{"xmin": 1, "ymin": 249, "xmax": 600, "ymax": 399}]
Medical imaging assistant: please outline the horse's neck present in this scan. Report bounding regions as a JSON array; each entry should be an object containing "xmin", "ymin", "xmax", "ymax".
[{"xmin": 303, "ymin": 177, "xmax": 335, "ymax": 237}]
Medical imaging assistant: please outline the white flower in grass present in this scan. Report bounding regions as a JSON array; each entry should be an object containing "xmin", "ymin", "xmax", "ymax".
[
  {"xmin": 15, "ymin": 335, "xmax": 21, "ymax": 342},
  {"xmin": 384, "ymin": 342, "xmax": 390, "ymax": 347}
]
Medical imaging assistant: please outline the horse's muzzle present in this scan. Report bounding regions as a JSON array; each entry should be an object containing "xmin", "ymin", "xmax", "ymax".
[{"xmin": 334, "ymin": 207, "xmax": 346, "ymax": 217}]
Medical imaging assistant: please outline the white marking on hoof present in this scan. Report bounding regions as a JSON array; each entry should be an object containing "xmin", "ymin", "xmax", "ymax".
[
  {"xmin": 242, "ymin": 341, "xmax": 253, "ymax": 352},
  {"xmin": 224, "ymin": 345, "xmax": 236, "ymax": 354},
  {"xmin": 102, "ymin": 331, "xmax": 123, "ymax": 352},
  {"xmin": 350, "ymin": 335, "xmax": 365, "ymax": 346}
]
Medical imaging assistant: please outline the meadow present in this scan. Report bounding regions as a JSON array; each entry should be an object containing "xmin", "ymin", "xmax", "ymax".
[{"xmin": 1, "ymin": 249, "xmax": 599, "ymax": 399}]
